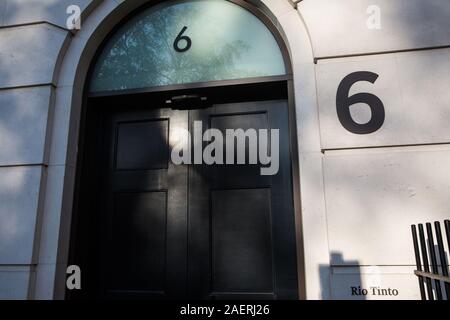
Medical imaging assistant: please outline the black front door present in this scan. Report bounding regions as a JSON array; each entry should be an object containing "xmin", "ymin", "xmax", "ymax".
[{"xmin": 73, "ymin": 97, "xmax": 298, "ymax": 299}]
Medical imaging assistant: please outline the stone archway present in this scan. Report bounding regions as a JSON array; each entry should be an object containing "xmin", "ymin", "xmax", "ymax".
[{"xmin": 34, "ymin": 0, "xmax": 320, "ymax": 300}]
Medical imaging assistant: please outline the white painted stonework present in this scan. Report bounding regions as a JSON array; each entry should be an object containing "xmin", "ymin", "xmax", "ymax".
[
  {"xmin": 0, "ymin": 0, "xmax": 449, "ymax": 300},
  {"xmin": 317, "ymin": 49, "xmax": 450, "ymax": 149},
  {"xmin": 301, "ymin": 0, "xmax": 450, "ymax": 57},
  {"xmin": 0, "ymin": 0, "xmax": 98, "ymax": 28},
  {"xmin": 325, "ymin": 146, "xmax": 450, "ymax": 265}
]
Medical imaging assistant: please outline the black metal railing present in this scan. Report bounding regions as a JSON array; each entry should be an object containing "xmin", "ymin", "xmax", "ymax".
[{"xmin": 411, "ymin": 220, "xmax": 450, "ymax": 300}]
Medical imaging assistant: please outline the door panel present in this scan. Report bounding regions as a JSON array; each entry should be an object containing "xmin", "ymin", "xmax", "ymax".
[
  {"xmin": 115, "ymin": 119, "xmax": 169, "ymax": 170},
  {"xmin": 109, "ymin": 191, "xmax": 167, "ymax": 293},
  {"xmin": 211, "ymin": 188, "xmax": 274, "ymax": 294}
]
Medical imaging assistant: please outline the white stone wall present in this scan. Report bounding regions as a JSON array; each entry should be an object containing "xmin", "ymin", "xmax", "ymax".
[
  {"xmin": 0, "ymin": 0, "xmax": 97, "ymax": 300},
  {"xmin": 0, "ymin": 0, "xmax": 449, "ymax": 300},
  {"xmin": 298, "ymin": 0, "xmax": 450, "ymax": 300}
]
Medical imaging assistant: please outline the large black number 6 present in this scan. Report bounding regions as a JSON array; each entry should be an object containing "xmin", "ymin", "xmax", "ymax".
[
  {"xmin": 174, "ymin": 26, "xmax": 192, "ymax": 53},
  {"xmin": 336, "ymin": 71, "xmax": 385, "ymax": 134}
]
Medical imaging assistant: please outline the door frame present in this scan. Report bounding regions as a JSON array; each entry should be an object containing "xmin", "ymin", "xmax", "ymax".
[{"xmin": 66, "ymin": 0, "xmax": 306, "ymax": 300}]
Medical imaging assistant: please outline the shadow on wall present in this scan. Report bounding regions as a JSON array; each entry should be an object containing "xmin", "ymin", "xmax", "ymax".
[{"xmin": 320, "ymin": 251, "xmax": 365, "ymax": 300}]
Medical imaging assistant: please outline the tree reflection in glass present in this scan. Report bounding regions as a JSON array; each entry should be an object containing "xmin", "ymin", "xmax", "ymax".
[{"xmin": 90, "ymin": 0, "xmax": 286, "ymax": 92}]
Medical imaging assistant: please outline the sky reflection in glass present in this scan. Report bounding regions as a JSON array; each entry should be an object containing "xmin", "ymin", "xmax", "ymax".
[{"xmin": 90, "ymin": 0, "xmax": 286, "ymax": 92}]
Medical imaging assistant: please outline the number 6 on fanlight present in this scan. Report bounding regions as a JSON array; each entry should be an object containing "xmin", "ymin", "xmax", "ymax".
[
  {"xmin": 336, "ymin": 71, "xmax": 385, "ymax": 134},
  {"xmin": 174, "ymin": 26, "xmax": 192, "ymax": 53}
]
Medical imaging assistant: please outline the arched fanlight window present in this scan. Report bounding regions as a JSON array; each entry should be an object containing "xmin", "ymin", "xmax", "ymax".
[{"xmin": 89, "ymin": 0, "xmax": 286, "ymax": 92}]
